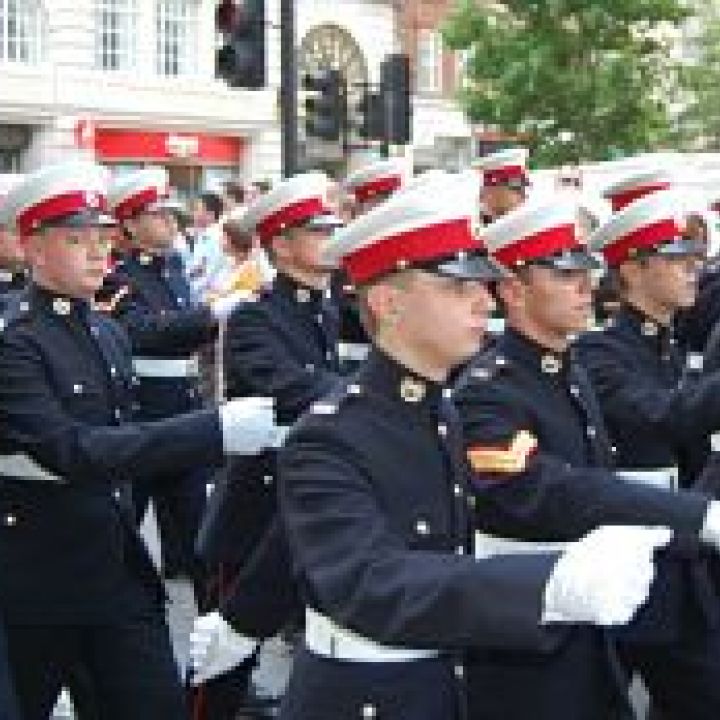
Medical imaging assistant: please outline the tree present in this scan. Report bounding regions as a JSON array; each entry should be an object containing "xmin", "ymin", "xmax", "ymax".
[
  {"xmin": 672, "ymin": 14, "xmax": 720, "ymax": 150},
  {"xmin": 443, "ymin": 0, "xmax": 692, "ymax": 166}
]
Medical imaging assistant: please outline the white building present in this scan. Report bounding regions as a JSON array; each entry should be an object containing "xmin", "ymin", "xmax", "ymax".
[{"xmin": 0, "ymin": 0, "xmax": 473, "ymax": 192}]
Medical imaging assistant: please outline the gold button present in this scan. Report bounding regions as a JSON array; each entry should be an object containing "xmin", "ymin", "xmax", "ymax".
[{"xmin": 399, "ymin": 377, "xmax": 425, "ymax": 403}]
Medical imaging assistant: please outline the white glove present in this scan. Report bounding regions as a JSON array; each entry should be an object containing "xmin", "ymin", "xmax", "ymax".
[
  {"xmin": 211, "ymin": 290, "xmax": 254, "ymax": 321},
  {"xmin": 542, "ymin": 525, "xmax": 673, "ymax": 627},
  {"xmin": 700, "ymin": 500, "xmax": 720, "ymax": 549},
  {"xmin": 219, "ymin": 397, "xmax": 280, "ymax": 455},
  {"xmin": 189, "ymin": 611, "xmax": 258, "ymax": 686}
]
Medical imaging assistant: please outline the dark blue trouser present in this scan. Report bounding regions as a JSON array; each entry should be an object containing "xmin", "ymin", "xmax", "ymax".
[
  {"xmin": 0, "ymin": 620, "xmax": 20, "ymax": 720},
  {"xmin": 5, "ymin": 613, "xmax": 187, "ymax": 720},
  {"xmin": 280, "ymin": 647, "xmax": 460, "ymax": 720}
]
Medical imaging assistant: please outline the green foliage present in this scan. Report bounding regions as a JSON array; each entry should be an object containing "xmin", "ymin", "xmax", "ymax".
[
  {"xmin": 672, "ymin": 16, "xmax": 720, "ymax": 150},
  {"xmin": 443, "ymin": 0, "xmax": 692, "ymax": 165}
]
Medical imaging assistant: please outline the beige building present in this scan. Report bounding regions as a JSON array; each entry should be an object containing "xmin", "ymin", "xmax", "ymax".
[{"xmin": 0, "ymin": 0, "xmax": 476, "ymax": 189}]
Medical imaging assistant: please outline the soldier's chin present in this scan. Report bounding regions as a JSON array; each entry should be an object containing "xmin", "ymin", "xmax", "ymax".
[
  {"xmin": 462, "ymin": 329, "xmax": 485, "ymax": 357},
  {"xmin": 84, "ymin": 270, "xmax": 106, "ymax": 291}
]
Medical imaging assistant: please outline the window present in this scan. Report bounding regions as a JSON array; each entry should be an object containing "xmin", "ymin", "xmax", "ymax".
[
  {"xmin": 155, "ymin": 0, "xmax": 198, "ymax": 77},
  {"xmin": 0, "ymin": 0, "xmax": 42, "ymax": 64},
  {"xmin": 94, "ymin": 0, "xmax": 137, "ymax": 71},
  {"xmin": 0, "ymin": 150, "xmax": 22, "ymax": 172},
  {"xmin": 416, "ymin": 30, "xmax": 442, "ymax": 93},
  {"xmin": 455, "ymin": 49, "xmax": 471, "ymax": 90}
]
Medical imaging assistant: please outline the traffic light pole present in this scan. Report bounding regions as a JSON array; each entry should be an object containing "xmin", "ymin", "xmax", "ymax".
[{"xmin": 280, "ymin": 0, "xmax": 298, "ymax": 177}]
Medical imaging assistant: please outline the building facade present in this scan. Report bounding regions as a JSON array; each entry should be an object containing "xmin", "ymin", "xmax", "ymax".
[
  {"xmin": 0, "ymin": 0, "xmax": 472, "ymax": 191},
  {"xmin": 397, "ymin": 0, "xmax": 474, "ymax": 170}
]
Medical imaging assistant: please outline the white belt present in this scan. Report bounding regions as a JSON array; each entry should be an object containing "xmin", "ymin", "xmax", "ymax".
[
  {"xmin": 0, "ymin": 453, "xmax": 65, "ymax": 483},
  {"xmin": 616, "ymin": 467, "xmax": 679, "ymax": 492},
  {"xmin": 132, "ymin": 356, "xmax": 200, "ymax": 379},
  {"xmin": 474, "ymin": 531, "xmax": 568, "ymax": 560},
  {"xmin": 337, "ymin": 342, "xmax": 369, "ymax": 363},
  {"xmin": 304, "ymin": 608, "xmax": 438, "ymax": 663}
]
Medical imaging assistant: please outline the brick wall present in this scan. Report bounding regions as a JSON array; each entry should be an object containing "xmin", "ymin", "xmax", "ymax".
[{"xmin": 398, "ymin": 0, "xmax": 458, "ymax": 97}]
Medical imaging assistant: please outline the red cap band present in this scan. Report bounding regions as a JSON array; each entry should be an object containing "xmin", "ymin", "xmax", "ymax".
[
  {"xmin": 601, "ymin": 218, "xmax": 681, "ymax": 267},
  {"xmin": 113, "ymin": 187, "xmax": 165, "ymax": 221},
  {"xmin": 493, "ymin": 224, "xmax": 580, "ymax": 267},
  {"xmin": 17, "ymin": 191, "xmax": 108, "ymax": 236},
  {"xmin": 608, "ymin": 183, "xmax": 670, "ymax": 212},
  {"xmin": 343, "ymin": 218, "xmax": 479, "ymax": 284},
  {"xmin": 483, "ymin": 165, "xmax": 527, "ymax": 187},
  {"xmin": 256, "ymin": 197, "xmax": 328, "ymax": 244},
  {"xmin": 353, "ymin": 176, "xmax": 402, "ymax": 204}
]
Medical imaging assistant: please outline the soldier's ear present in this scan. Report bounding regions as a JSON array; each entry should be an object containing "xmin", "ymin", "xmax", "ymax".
[
  {"xmin": 124, "ymin": 217, "xmax": 139, "ymax": 240},
  {"xmin": 270, "ymin": 233, "xmax": 292, "ymax": 263},
  {"xmin": 495, "ymin": 275, "xmax": 522, "ymax": 313},
  {"xmin": 365, "ymin": 279, "xmax": 403, "ymax": 336}
]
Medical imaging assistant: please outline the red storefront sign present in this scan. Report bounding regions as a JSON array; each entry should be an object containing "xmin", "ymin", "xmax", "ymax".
[{"xmin": 87, "ymin": 127, "xmax": 243, "ymax": 165}]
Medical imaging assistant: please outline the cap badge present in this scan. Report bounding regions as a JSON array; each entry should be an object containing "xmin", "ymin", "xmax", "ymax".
[
  {"xmin": 399, "ymin": 376, "xmax": 426, "ymax": 403},
  {"xmin": 139, "ymin": 253, "xmax": 153, "ymax": 266},
  {"xmin": 52, "ymin": 298, "xmax": 72, "ymax": 316},
  {"xmin": 641, "ymin": 320, "xmax": 659, "ymax": 337},
  {"xmin": 541, "ymin": 354, "xmax": 562, "ymax": 374}
]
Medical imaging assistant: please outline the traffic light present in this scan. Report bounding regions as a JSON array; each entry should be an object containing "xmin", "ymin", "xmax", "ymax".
[
  {"xmin": 216, "ymin": 0, "xmax": 266, "ymax": 89},
  {"xmin": 357, "ymin": 90, "xmax": 384, "ymax": 141},
  {"xmin": 303, "ymin": 69, "xmax": 345, "ymax": 142},
  {"xmin": 381, "ymin": 54, "xmax": 411, "ymax": 145}
]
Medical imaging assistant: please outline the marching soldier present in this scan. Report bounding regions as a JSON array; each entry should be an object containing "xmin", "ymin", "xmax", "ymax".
[
  {"xmin": 576, "ymin": 191, "xmax": 720, "ymax": 715},
  {"xmin": 675, "ymin": 202, "xmax": 720, "ymax": 357},
  {"xmin": 594, "ymin": 168, "xmax": 673, "ymax": 324},
  {"xmin": 192, "ymin": 172, "xmax": 346, "ymax": 717},
  {"xmin": 105, "ymin": 168, "xmax": 225, "ymax": 591},
  {"xmin": 0, "ymin": 160, "xmax": 283, "ymax": 719},
  {"xmin": 275, "ymin": 170, "xmax": 683, "ymax": 720},
  {"xmin": 343, "ymin": 157, "xmax": 408, "ymax": 216},
  {"xmin": 602, "ymin": 168, "xmax": 672, "ymax": 213},
  {"xmin": 473, "ymin": 146, "xmax": 529, "ymax": 222},
  {"xmin": 577, "ymin": 190, "xmax": 712, "ymax": 486},
  {"xmin": 0, "ymin": 184, "xmax": 28, "ymax": 314},
  {"xmin": 336, "ymin": 159, "xmax": 410, "ymax": 369},
  {"xmin": 0, "ymin": 191, "xmax": 21, "ymax": 720},
  {"xmin": 455, "ymin": 199, "xmax": 720, "ymax": 719}
]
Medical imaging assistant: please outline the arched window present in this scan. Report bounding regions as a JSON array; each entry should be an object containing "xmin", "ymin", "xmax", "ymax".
[
  {"xmin": 299, "ymin": 24, "xmax": 368, "ymax": 123},
  {"xmin": 0, "ymin": 0, "xmax": 43, "ymax": 64},
  {"xmin": 155, "ymin": 0, "xmax": 198, "ymax": 76},
  {"xmin": 94, "ymin": 0, "xmax": 138, "ymax": 71}
]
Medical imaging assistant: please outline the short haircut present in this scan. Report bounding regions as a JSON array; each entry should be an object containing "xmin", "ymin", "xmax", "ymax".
[
  {"xmin": 198, "ymin": 192, "xmax": 223, "ymax": 222},
  {"xmin": 223, "ymin": 180, "xmax": 246, "ymax": 205},
  {"xmin": 222, "ymin": 218, "xmax": 254, "ymax": 255}
]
